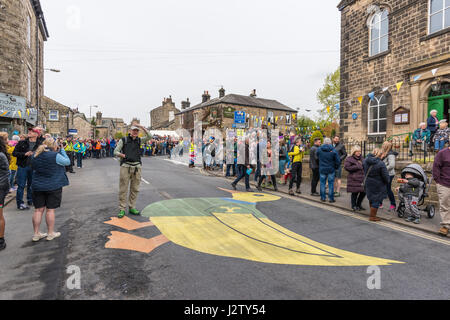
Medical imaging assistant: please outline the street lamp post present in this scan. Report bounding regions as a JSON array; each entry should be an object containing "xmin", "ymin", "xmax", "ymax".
[
  {"xmin": 89, "ymin": 105, "xmax": 98, "ymax": 139},
  {"xmin": 39, "ymin": 68, "xmax": 61, "ymax": 126}
]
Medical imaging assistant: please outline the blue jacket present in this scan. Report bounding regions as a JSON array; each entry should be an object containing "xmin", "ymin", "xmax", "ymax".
[
  {"xmin": 317, "ymin": 144, "xmax": 341, "ymax": 175},
  {"xmin": 427, "ymin": 115, "xmax": 439, "ymax": 133},
  {"xmin": 32, "ymin": 150, "xmax": 70, "ymax": 192}
]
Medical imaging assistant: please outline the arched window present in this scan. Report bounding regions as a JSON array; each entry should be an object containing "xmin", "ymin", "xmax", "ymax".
[
  {"xmin": 368, "ymin": 95, "xmax": 387, "ymax": 135},
  {"xmin": 429, "ymin": 0, "xmax": 450, "ymax": 34},
  {"xmin": 369, "ymin": 9, "xmax": 389, "ymax": 56}
]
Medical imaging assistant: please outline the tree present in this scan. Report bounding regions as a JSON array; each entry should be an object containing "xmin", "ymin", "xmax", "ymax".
[
  {"xmin": 316, "ymin": 67, "xmax": 340, "ymax": 123},
  {"xmin": 114, "ymin": 132, "xmax": 124, "ymax": 140}
]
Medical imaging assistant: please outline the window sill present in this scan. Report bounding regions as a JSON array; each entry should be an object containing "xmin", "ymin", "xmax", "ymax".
[
  {"xmin": 420, "ymin": 27, "xmax": 450, "ymax": 42},
  {"xmin": 365, "ymin": 50, "xmax": 391, "ymax": 62}
]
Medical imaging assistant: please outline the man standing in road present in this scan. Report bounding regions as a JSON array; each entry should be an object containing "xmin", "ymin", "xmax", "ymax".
[
  {"xmin": 114, "ymin": 123, "xmax": 152, "ymax": 219},
  {"xmin": 433, "ymin": 145, "xmax": 450, "ymax": 236},
  {"xmin": 13, "ymin": 127, "xmax": 44, "ymax": 210},
  {"xmin": 333, "ymin": 135, "xmax": 347, "ymax": 198}
]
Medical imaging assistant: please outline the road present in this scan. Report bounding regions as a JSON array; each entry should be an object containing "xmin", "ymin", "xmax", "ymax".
[{"xmin": 0, "ymin": 156, "xmax": 449, "ymax": 300}]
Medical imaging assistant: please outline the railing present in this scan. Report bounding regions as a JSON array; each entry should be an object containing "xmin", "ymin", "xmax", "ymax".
[{"xmin": 341, "ymin": 137, "xmax": 440, "ymax": 164}]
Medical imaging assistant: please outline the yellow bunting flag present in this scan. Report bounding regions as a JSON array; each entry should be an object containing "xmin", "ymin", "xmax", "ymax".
[
  {"xmin": 261, "ymin": 117, "xmax": 264, "ymax": 121},
  {"xmin": 396, "ymin": 81, "xmax": 404, "ymax": 92},
  {"xmin": 275, "ymin": 116, "xmax": 278, "ymax": 123},
  {"xmin": 26, "ymin": 109, "xmax": 30, "ymax": 116},
  {"xmin": 326, "ymin": 106, "xmax": 330, "ymax": 114},
  {"xmin": 1, "ymin": 111, "xmax": 7, "ymax": 116},
  {"xmin": 292, "ymin": 114, "xmax": 296, "ymax": 121},
  {"xmin": 17, "ymin": 111, "xmax": 22, "ymax": 118},
  {"xmin": 268, "ymin": 122, "xmax": 271, "ymax": 126},
  {"xmin": 357, "ymin": 96, "xmax": 363, "ymax": 106}
]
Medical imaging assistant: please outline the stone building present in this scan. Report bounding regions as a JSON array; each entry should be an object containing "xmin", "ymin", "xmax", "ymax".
[
  {"xmin": 175, "ymin": 88, "xmax": 297, "ymax": 136},
  {"xmin": 41, "ymin": 96, "xmax": 75, "ymax": 138},
  {"xmin": 338, "ymin": 0, "xmax": 450, "ymax": 142},
  {"xmin": 0, "ymin": 0, "xmax": 49, "ymax": 135},
  {"xmin": 150, "ymin": 96, "xmax": 181, "ymax": 131},
  {"xmin": 87, "ymin": 112, "xmax": 128, "ymax": 139},
  {"xmin": 73, "ymin": 113, "xmax": 93, "ymax": 139}
]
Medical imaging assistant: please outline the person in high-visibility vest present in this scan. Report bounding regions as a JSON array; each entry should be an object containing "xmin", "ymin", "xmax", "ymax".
[
  {"xmin": 189, "ymin": 139, "xmax": 195, "ymax": 168},
  {"xmin": 64, "ymin": 135, "xmax": 75, "ymax": 173}
]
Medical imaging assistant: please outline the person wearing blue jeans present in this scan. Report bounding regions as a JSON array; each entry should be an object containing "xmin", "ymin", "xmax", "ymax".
[
  {"xmin": 316, "ymin": 138, "xmax": 340, "ymax": 203},
  {"xmin": 16, "ymin": 166, "xmax": 33, "ymax": 209},
  {"xmin": 320, "ymin": 171, "xmax": 335, "ymax": 202},
  {"xmin": 12, "ymin": 127, "xmax": 44, "ymax": 210}
]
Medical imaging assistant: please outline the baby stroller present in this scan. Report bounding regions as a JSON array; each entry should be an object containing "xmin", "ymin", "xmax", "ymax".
[{"xmin": 397, "ymin": 163, "xmax": 435, "ymax": 219}]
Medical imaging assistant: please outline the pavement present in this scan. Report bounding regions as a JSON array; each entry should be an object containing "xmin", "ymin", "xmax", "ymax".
[
  {"xmin": 200, "ymin": 165, "xmax": 446, "ymax": 238},
  {"xmin": 1, "ymin": 156, "xmax": 449, "ymax": 300}
]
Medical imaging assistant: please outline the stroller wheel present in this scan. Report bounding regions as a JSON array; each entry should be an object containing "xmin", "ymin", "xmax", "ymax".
[
  {"xmin": 397, "ymin": 204, "xmax": 405, "ymax": 218},
  {"xmin": 426, "ymin": 205, "xmax": 435, "ymax": 219}
]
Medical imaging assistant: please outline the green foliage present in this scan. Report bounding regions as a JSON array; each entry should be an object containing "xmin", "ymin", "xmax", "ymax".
[
  {"xmin": 310, "ymin": 130, "xmax": 324, "ymax": 145},
  {"xmin": 297, "ymin": 115, "xmax": 316, "ymax": 129},
  {"xmin": 114, "ymin": 132, "xmax": 124, "ymax": 140},
  {"xmin": 317, "ymin": 67, "xmax": 340, "ymax": 122}
]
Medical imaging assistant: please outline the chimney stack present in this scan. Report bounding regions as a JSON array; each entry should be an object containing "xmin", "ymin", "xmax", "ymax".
[
  {"xmin": 219, "ymin": 87, "xmax": 225, "ymax": 98},
  {"xmin": 250, "ymin": 89, "xmax": 257, "ymax": 98},
  {"xmin": 202, "ymin": 91, "xmax": 211, "ymax": 103},
  {"xmin": 181, "ymin": 98, "xmax": 191, "ymax": 110}
]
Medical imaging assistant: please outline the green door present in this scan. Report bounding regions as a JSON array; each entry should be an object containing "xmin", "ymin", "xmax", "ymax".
[{"xmin": 428, "ymin": 98, "xmax": 444, "ymax": 120}]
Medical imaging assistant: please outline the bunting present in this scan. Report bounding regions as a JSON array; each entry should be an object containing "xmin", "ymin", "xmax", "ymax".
[
  {"xmin": 396, "ymin": 81, "xmax": 404, "ymax": 92},
  {"xmin": 413, "ymin": 75, "xmax": 422, "ymax": 82},
  {"xmin": 326, "ymin": 106, "xmax": 330, "ymax": 114},
  {"xmin": 335, "ymin": 103, "xmax": 340, "ymax": 111},
  {"xmin": 431, "ymin": 68, "xmax": 438, "ymax": 76},
  {"xmin": 357, "ymin": 96, "xmax": 363, "ymax": 106},
  {"xmin": 368, "ymin": 92, "xmax": 375, "ymax": 101}
]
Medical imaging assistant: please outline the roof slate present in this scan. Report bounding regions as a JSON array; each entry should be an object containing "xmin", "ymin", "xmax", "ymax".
[{"xmin": 177, "ymin": 93, "xmax": 296, "ymax": 115}]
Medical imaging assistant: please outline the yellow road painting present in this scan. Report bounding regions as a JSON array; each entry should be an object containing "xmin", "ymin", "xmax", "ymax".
[{"xmin": 138, "ymin": 189, "xmax": 404, "ymax": 267}]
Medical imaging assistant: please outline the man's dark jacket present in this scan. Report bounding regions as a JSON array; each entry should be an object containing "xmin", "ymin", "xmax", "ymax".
[{"xmin": 13, "ymin": 137, "xmax": 45, "ymax": 168}]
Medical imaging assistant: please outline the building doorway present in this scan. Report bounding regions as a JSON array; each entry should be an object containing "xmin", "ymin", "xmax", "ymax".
[{"xmin": 428, "ymin": 82, "xmax": 450, "ymax": 124}]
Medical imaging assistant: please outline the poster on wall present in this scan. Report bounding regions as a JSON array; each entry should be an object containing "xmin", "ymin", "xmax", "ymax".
[{"xmin": 0, "ymin": 92, "xmax": 37, "ymax": 125}]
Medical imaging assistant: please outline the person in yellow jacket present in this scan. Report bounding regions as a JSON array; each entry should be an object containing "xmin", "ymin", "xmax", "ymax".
[
  {"xmin": 63, "ymin": 135, "xmax": 75, "ymax": 173},
  {"xmin": 7, "ymin": 135, "xmax": 19, "ymax": 192},
  {"xmin": 288, "ymin": 137, "xmax": 305, "ymax": 195}
]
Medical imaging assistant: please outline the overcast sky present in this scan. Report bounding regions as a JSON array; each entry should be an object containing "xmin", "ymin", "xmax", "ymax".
[{"xmin": 42, "ymin": 0, "xmax": 341, "ymax": 126}]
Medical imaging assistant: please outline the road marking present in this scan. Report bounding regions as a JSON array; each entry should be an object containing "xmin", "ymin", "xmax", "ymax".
[
  {"xmin": 262, "ymin": 189, "xmax": 450, "ymax": 247},
  {"xmin": 141, "ymin": 191, "xmax": 403, "ymax": 266},
  {"xmin": 212, "ymin": 175, "xmax": 450, "ymax": 246},
  {"xmin": 159, "ymin": 191, "xmax": 172, "ymax": 200}
]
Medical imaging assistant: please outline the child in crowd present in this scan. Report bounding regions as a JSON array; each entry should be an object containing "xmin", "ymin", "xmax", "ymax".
[{"xmin": 396, "ymin": 172, "xmax": 424, "ymax": 224}]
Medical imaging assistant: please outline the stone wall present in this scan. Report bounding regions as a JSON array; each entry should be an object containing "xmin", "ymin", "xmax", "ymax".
[
  {"xmin": 0, "ymin": 0, "xmax": 45, "ymax": 112},
  {"xmin": 151, "ymin": 97, "xmax": 180, "ymax": 130},
  {"xmin": 339, "ymin": 0, "xmax": 450, "ymax": 141},
  {"xmin": 73, "ymin": 114, "xmax": 93, "ymax": 139},
  {"xmin": 178, "ymin": 103, "xmax": 296, "ymax": 136},
  {"xmin": 41, "ymin": 96, "xmax": 74, "ymax": 137}
]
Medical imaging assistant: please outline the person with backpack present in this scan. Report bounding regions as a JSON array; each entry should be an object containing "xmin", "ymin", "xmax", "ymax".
[
  {"xmin": 114, "ymin": 124, "xmax": 152, "ymax": 219},
  {"xmin": 288, "ymin": 137, "xmax": 305, "ymax": 195}
]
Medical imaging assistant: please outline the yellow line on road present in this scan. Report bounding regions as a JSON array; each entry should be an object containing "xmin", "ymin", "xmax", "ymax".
[{"xmin": 264, "ymin": 190, "xmax": 450, "ymax": 247}]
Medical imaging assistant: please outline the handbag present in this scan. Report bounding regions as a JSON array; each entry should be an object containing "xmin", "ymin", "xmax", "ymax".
[{"xmin": 361, "ymin": 165, "xmax": 373, "ymax": 187}]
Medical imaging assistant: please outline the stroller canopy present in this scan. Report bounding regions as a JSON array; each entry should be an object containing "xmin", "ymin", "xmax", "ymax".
[{"xmin": 401, "ymin": 163, "xmax": 428, "ymax": 184}]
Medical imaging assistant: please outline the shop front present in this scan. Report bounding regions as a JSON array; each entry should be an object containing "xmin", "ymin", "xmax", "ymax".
[{"xmin": 0, "ymin": 92, "xmax": 37, "ymax": 136}]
